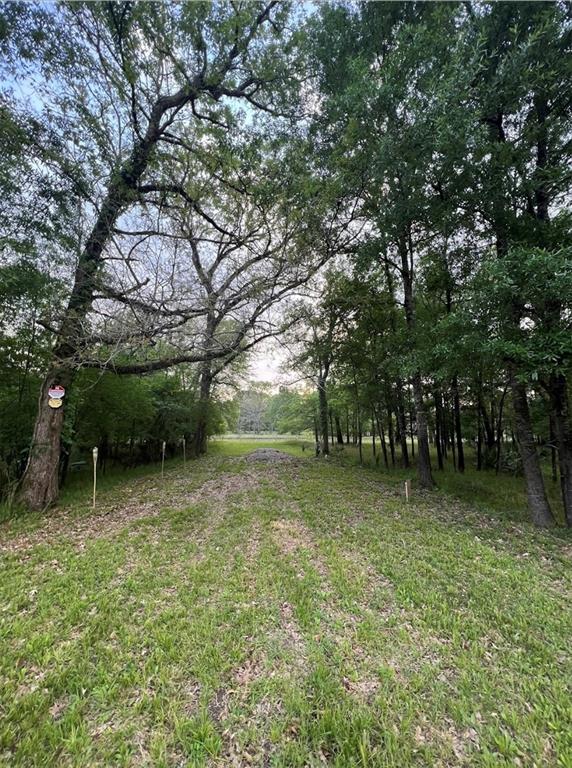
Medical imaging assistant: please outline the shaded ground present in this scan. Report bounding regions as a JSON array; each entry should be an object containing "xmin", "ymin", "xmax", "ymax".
[{"xmin": 0, "ymin": 442, "xmax": 571, "ymax": 767}]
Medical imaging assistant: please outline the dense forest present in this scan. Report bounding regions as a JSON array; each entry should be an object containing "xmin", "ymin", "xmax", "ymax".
[{"xmin": 1, "ymin": 1, "xmax": 571, "ymax": 527}]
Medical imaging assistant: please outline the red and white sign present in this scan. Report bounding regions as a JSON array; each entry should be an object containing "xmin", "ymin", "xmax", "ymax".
[{"xmin": 48, "ymin": 385, "xmax": 66, "ymax": 399}]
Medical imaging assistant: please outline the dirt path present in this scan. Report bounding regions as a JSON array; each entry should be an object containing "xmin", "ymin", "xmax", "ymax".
[{"xmin": 245, "ymin": 448, "xmax": 295, "ymax": 463}]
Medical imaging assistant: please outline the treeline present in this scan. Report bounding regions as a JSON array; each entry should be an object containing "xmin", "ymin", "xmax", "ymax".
[
  {"xmin": 0, "ymin": 346, "xmax": 235, "ymax": 499},
  {"xmin": 290, "ymin": 2, "xmax": 572, "ymax": 527},
  {"xmin": 231, "ymin": 386, "xmax": 315, "ymax": 435},
  {"xmin": 295, "ymin": 272, "xmax": 556, "ymax": 473}
]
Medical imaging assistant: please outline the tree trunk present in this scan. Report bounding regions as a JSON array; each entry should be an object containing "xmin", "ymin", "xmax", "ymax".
[
  {"xmin": 549, "ymin": 414, "xmax": 558, "ymax": 483},
  {"xmin": 317, "ymin": 375, "xmax": 329, "ymax": 456},
  {"xmin": 510, "ymin": 370, "xmax": 554, "ymax": 527},
  {"xmin": 58, "ymin": 444, "xmax": 71, "ymax": 487},
  {"xmin": 18, "ymin": 368, "xmax": 74, "ymax": 510},
  {"xmin": 398, "ymin": 231, "xmax": 433, "ymax": 488},
  {"xmin": 452, "ymin": 375, "xmax": 465, "ymax": 473},
  {"xmin": 396, "ymin": 385, "xmax": 409, "ymax": 468},
  {"xmin": 480, "ymin": 400, "xmax": 496, "ymax": 452},
  {"xmin": 441, "ymin": 392, "xmax": 449, "ymax": 458},
  {"xmin": 335, "ymin": 414, "xmax": 344, "ymax": 445},
  {"xmin": 477, "ymin": 412, "xmax": 482, "ymax": 471},
  {"xmin": 371, "ymin": 413, "xmax": 376, "ymax": 459},
  {"xmin": 434, "ymin": 389, "xmax": 444, "ymax": 471},
  {"xmin": 547, "ymin": 373, "xmax": 572, "ymax": 526},
  {"xmin": 478, "ymin": 390, "xmax": 495, "ymax": 468},
  {"xmin": 495, "ymin": 387, "xmax": 507, "ymax": 475},
  {"xmin": 191, "ymin": 363, "xmax": 213, "ymax": 457},
  {"xmin": 374, "ymin": 406, "xmax": 389, "ymax": 469},
  {"xmin": 386, "ymin": 398, "xmax": 396, "ymax": 468},
  {"xmin": 412, "ymin": 371, "xmax": 433, "ymax": 488},
  {"xmin": 409, "ymin": 393, "xmax": 415, "ymax": 458},
  {"xmin": 449, "ymin": 395, "xmax": 457, "ymax": 471}
]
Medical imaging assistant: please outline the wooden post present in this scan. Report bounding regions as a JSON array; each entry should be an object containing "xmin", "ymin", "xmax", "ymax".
[
  {"xmin": 182, "ymin": 437, "xmax": 186, "ymax": 466},
  {"xmin": 405, "ymin": 479, "xmax": 411, "ymax": 502},
  {"xmin": 92, "ymin": 447, "xmax": 98, "ymax": 508},
  {"xmin": 161, "ymin": 441, "xmax": 166, "ymax": 480}
]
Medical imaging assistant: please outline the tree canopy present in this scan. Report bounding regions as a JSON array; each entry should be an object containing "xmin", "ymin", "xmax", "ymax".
[{"xmin": 1, "ymin": 0, "xmax": 571, "ymax": 526}]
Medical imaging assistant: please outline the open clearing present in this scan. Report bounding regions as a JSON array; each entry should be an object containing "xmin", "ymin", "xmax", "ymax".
[{"xmin": 1, "ymin": 442, "xmax": 571, "ymax": 767}]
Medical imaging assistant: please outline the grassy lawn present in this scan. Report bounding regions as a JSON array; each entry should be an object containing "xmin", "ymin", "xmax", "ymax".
[{"xmin": 1, "ymin": 440, "xmax": 571, "ymax": 767}]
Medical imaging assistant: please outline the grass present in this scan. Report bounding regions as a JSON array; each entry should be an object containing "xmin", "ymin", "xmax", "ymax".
[
  {"xmin": 0, "ymin": 439, "xmax": 571, "ymax": 767},
  {"xmin": 324, "ymin": 440, "xmax": 566, "ymax": 525}
]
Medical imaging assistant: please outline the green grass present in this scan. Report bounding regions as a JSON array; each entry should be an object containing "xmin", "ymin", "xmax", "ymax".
[
  {"xmin": 0, "ymin": 440, "xmax": 570, "ymax": 767},
  {"xmin": 325, "ymin": 440, "xmax": 566, "ymax": 525}
]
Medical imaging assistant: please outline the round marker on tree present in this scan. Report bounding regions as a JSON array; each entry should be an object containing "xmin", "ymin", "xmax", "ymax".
[
  {"xmin": 48, "ymin": 384, "xmax": 66, "ymax": 409},
  {"xmin": 92, "ymin": 447, "xmax": 98, "ymax": 508}
]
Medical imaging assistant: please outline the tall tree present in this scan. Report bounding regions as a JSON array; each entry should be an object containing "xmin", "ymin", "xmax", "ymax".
[{"xmin": 2, "ymin": 1, "xmax": 300, "ymax": 509}]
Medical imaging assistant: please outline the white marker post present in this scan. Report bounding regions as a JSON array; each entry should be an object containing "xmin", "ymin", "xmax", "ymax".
[
  {"xmin": 182, "ymin": 436, "xmax": 186, "ymax": 466},
  {"xmin": 405, "ymin": 479, "xmax": 411, "ymax": 502},
  {"xmin": 92, "ymin": 447, "xmax": 98, "ymax": 508},
  {"xmin": 161, "ymin": 440, "xmax": 166, "ymax": 480}
]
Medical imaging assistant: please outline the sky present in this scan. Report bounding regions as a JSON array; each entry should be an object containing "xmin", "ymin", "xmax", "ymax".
[{"xmin": 247, "ymin": 338, "xmax": 287, "ymax": 386}]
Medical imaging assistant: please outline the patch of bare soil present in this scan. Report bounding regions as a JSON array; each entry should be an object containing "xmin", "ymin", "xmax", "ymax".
[
  {"xmin": 270, "ymin": 518, "xmax": 329, "ymax": 580},
  {"xmin": 245, "ymin": 520, "xmax": 263, "ymax": 562},
  {"xmin": 193, "ymin": 472, "xmax": 261, "ymax": 501},
  {"xmin": 0, "ymin": 469, "xmax": 261, "ymax": 555},
  {"xmin": 209, "ymin": 648, "xmax": 276, "ymax": 768},
  {"xmin": 270, "ymin": 518, "xmax": 313, "ymax": 554},
  {"xmin": 268, "ymin": 521, "xmax": 404, "ymax": 704},
  {"xmin": 413, "ymin": 716, "xmax": 480, "ymax": 763},
  {"xmin": 210, "ymin": 603, "xmax": 310, "ymax": 767},
  {"xmin": 342, "ymin": 675, "xmax": 380, "ymax": 702},
  {"xmin": 279, "ymin": 601, "xmax": 307, "ymax": 659},
  {"xmin": 245, "ymin": 448, "xmax": 295, "ymax": 463}
]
